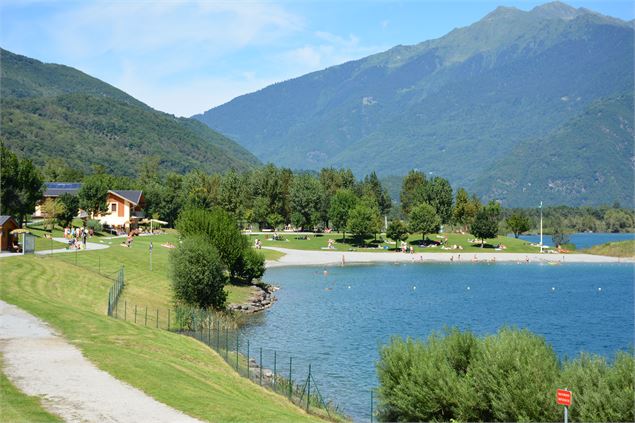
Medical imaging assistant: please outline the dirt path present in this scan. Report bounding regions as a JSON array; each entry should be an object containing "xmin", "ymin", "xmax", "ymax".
[{"xmin": 0, "ymin": 300, "xmax": 202, "ymax": 423}]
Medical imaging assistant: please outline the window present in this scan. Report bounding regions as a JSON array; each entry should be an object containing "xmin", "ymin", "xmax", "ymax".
[{"xmin": 111, "ymin": 203, "xmax": 117, "ymax": 212}]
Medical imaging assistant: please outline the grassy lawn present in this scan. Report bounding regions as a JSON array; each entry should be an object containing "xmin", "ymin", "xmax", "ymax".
[
  {"xmin": 1, "ymin": 255, "xmax": 320, "ymax": 422},
  {"xmin": 584, "ymin": 240, "xmax": 635, "ymax": 258},
  {"xmin": 0, "ymin": 356, "xmax": 63, "ymax": 423},
  {"xmin": 249, "ymin": 232, "xmax": 543, "ymax": 254}
]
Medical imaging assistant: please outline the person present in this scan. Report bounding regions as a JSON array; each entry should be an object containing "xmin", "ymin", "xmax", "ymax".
[
  {"xmin": 409, "ymin": 245, "xmax": 414, "ymax": 254},
  {"xmin": 82, "ymin": 229, "xmax": 87, "ymax": 248}
]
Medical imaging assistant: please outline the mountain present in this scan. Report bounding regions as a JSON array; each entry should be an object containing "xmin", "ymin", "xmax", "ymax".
[
  {"xmin": 0, "ymin": 48, "xmax": 260, "ymax": 176},
  {"xmin": 194, "ymin": 1, "xmax": 634, "ymax": 206},
  {"xmin": 475, "ymin": 93, "xmax": 634, "ymax": 207}
]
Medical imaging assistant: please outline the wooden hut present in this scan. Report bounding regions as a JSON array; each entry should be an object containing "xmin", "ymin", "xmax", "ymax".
[{"xmin": 0, "ymin": 216, "xmax": 19, "ymax": 251}]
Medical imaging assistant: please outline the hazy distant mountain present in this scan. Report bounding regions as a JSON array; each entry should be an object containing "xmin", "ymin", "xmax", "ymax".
[
  {"xmin": 475, "ymin": 93, "xmax": 634, "ymax": 207},
  {"xmin": 0, "ymin": 48, "xmax": 260, "ymax": 176},
  {"xmin": 194, "ymin": 1, "xmax": 633, "ymax": 206}
]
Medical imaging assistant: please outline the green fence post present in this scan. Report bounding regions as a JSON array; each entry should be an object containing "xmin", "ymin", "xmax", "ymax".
[
  {"xmin": 75, "ymin": 247, "xmax": 77, "ymax": 265},
  {"xmin": 289, "ymin": 357, "xmax": 293, "ymax": 399},
  {"xmin": 156, "ymin": 309, "xmax": 159, "ymax": 328},
  {"xmin": 208, "ymin": 319, "xmax": 211, "ymax": 345},
  {"xmin": 134, "ymin": 305, "xmax": 137, "ymax": 323},
  {"xmin": 225, "ymin": 327, "xmax": 229, "ymax": 361},
  {"xmin": 145, "ymin": 307, "xmax": 148, "ymax": 326},
  {"xmin": 247, "ymin": 340, "xmax": 250, "ymax": 380},
  {"xmin": 259, "ymin": 347, "xmax": 263, "ymax": 385},
  {"xmin": 235, "ymin": 334, "xmax": 239, "ymax": 370},
  {"xmin": 98, "ymin": 255, "xmax": 101, "ymax": 274},
  {"xmin": 216, "ymin": 320, "xmax": 220, "ymax": 349},
  {"xmin": 167, "ymin": 309, "xmax": 170, "ymax": 331},
  {"xmin": 273, "ymin": 351, "xmax": 277, "ymax": 389},
  {"xmin": 307, "ymin": 364, "xmax": 311, "ymax": 413},
  {"xmin": 124, "ymin": 300, "xmax": 127, "ymax": 321}
]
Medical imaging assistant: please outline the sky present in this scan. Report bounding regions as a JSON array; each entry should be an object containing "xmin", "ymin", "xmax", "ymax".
[{"xmin": 2, "ymin": 0, "xmax": 633, "ymax": 117}]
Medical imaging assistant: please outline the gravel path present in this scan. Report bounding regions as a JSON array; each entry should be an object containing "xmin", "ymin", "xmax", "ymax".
[
  {"xmin": 264, "ymin": 247, "xmax": 629, "ymax": 267},
  {"xmin": 0, "ymin": 300, "xmax": 202, "ymax": 423}
]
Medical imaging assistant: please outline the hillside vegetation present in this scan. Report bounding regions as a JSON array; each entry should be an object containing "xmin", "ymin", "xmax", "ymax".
[
  {"xmin": 0, "ymin": 48, "xmax": 260, "ymax": 176},
  {"xmin": 195, "ymin": 2, "xmax": 633, "ymax": 206}
]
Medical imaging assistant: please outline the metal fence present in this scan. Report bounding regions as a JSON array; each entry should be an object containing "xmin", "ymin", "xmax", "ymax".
[{"xmin": 107, "ymin": 266, "xmax": 125, "ymax": 316}]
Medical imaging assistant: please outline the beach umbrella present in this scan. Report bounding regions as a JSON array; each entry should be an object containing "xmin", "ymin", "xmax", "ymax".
[{"xmin": 147, "ymin": 219, "xmax": 168, "ymax": 232}]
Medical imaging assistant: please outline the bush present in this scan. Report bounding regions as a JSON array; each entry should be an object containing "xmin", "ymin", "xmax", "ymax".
[
  {"xmin": 376, "ymin": 328, "xmax": 633, "ymax": 422},
  {"xmin": 170, "ymin": 235, "xmax": 227, "ymax": 309},
  {"xmin": 176, "ymin": 207, "xmax": 248, "ymax": 280},
  {"xmin": 86, "ymin": 219, "xmax": 102, "ymax": 232},
  {"xmin": 234, "ymin": 247, "xmax": 265, "ymax": 283}
]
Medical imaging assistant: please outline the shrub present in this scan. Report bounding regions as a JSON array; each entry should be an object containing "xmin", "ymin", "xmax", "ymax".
[
  {"xmin": 170, "ymin": 235, "xmax": 227, "ymax": 309},
  {"xmin": 86, "ymin": 219, "xmax": 102, "ymax": 232},
  {"xmin": 234, "ymin": 247, "xmax": 265, "ymax": 283}
]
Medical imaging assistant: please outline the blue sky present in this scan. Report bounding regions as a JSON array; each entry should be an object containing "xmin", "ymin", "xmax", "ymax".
[{"xmin": 2, "ymin": 0, "xmax": 633, "ymax": 117}]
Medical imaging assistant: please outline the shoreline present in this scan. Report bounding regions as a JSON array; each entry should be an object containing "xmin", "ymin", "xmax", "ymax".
[{"xmin": 264, "ymin": 247, "xmax": 632, "ymax": 268}]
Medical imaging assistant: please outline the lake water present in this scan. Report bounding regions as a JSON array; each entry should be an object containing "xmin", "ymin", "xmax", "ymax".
[
  {"xmin": 241, "ymin": 262, "xmax": 634, "ymax": 421},
  {"xmin": 515, "ymin": 232, "xmax": 634, "ymax": 249}
]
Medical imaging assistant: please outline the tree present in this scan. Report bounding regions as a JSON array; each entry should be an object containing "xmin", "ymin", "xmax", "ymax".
[
  {"xmin": 57, "ymin": 193, "xmax": 80, "ymax": 228},
  {"xmin": 0, "ymin": 144, "xmax": 44, "ymax": 225},
  {"xmin": 176, "ymin": 207, "xmax": 248, "ymax": 281},
  {"xmin": 425, "ymin": 176, "xmax": 453, "ymax": 224},
  {"xmin": 42, "ymin": 158, "xmax": 84, "ymax": 182},
  {"xmin": 234, "ymin": 248, "xmax": 265, "ymax": 283},
  {"xmin": 604, "ymin": 209, "xmax": 634, "ymax": 232},
  {"xmin": 506, "ymin": 211, "xmax": 531, "ymax": 238},
  {"xmin": 78, "ymin": 173, "xmax": 111, "ymax": 216},
  {"xmin": 40, "ymin": 198, "xmax": 66, "ymax": 231},
  {"xmin": 347, "ymin": 203, "xmax": 381, "ymax": 245},
  {"xmin": 471, "ymin": 204, "xmax": 500, "ymax": 247},
  {"xmin": 328, "ymin": 189, "xmax": 358, "ymax": 240},
  {"xmin": 170, "ymin": 235, "xmax": 227, "ymax": 309},
  {"xmin": 290, "ymin": 174, "xmax": 322, "ymax": 230},
  {"xmin": 400, "ymin": 170, "xmax": 427, "ymax": 215},
  {"xmin": 219, "ymin": 169, "xmax": 246, "ymax": 221},
  {"xmin": 386, "ymin": 220, "xmax": 409, "ymax": 251},
  {"xmin": 453, "ymin": 188, "xmax": 470, "ymax": 230},
  {"xmin": 361, "ymin": 171, "xmax": 392, "ymax": 217},
  {"xmin": 551, "ymin": 224, "xmax": 570, "ymax": 248},
  {"xmin": 409, "ymin": 203, "xmax": 441, "ymax": 242}
]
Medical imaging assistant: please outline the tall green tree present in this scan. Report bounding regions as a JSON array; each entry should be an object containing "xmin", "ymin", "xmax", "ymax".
[
  {"xmin": 400, "ymin": 170, "xmax": 427, "ymax": 215},
  {"xmin": 425, "ymin": 176, "xmax": 453, "ymax": 224},
  {"xmin": 170, "ymin": 235, "xmax": 227, "ymax": 309},
  {"xmin": 290, "ymin": 173, "xmax": 322, "ymax": 230},
  {"xmin": 386, "ymin": 220, "xmax": 409, "ymax": 251},
  {"xmin": 0, "ymin": 144, "xmax": 44, "ymax": 225},
  {"xmin": 57, "ymin": 193, "xmax": 79, "ymax": 228},
  {"xmin": 78, "ymin": 173, "xmax": 111, "ymax": 217},
  {"xmin": 328, "ymin": 189, "xmax": 358, "ymax": 240},
  {"xmin": 42, "ymin": 158, "xmax": 84, "ymax": 182},
  {"xmin": 176, "ymin": 207, "xmax": 249, "ymax": 281},
  {"xmin": 506, "ymin": 211, "xmax": 531, "ymax": 238},
  {"xmin": 409, "ymin": 203, "xmax": 441, "ymax": 242},
  {"xmin": 361, "ymin": 171, "xmax": 392, "ymax": 217},
  {"xmin": 347, "ymin": 203, "xmax": 381, "ymax": 245},
  {"xmin": 471, "ymin": 202, "xmax": 500, "ymax": 247}
]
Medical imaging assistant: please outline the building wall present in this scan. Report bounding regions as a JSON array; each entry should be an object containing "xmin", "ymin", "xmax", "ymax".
[{"xmin": 98, "ymin": 194, "xmax": 132, "ymax": 228}]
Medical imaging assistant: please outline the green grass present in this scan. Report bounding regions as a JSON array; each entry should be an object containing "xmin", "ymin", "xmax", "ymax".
[
  {"xmin": 0, "ymin": 356, "xmax": 63, "ymax": 423},
  {"xmin": 250, "ymin": 232, "xmax": 543, "ymax": 254},
  {"xmin": 1, "ymin": 255, "xmax": 320, "ymax": 422},
  {"xmin": 584, "ymin": 240, "xmax": 635, "ymax": 258}
]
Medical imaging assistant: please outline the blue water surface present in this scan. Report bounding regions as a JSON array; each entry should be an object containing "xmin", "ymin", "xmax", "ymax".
[
  {"xmin": 516, "ymin": 232, "xmax": 634, "ymax": 249},
  {"xmin": 241, "ymin": 262, "xmax": 634, "ymax": 421}
]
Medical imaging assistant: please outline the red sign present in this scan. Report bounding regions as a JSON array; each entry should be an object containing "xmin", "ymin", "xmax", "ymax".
[{"xmin": 556, "ymin": 389, "xmax": 572, "ymax": 406}]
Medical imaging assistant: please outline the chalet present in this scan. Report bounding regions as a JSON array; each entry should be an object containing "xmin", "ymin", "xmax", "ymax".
[
  {"xmin": 98, "ymin": 190, "xmax": 145, "ymax": 230},
  {"xmin": 33, "ymin": 182, "xmax": 82, "ymax": 218},
  {"xmin": 0, "ymin": 215, "xmax": 19, "ymax": 251}
]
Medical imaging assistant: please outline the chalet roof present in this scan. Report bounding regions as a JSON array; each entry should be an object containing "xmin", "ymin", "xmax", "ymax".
[
  {"xmin": 44, "ymin": 182, "xmax": 82, "ymax": 197},
  {"xmin": 109, "ymin": 190, "xmax": 143, "ymax": 206},
  {"xmin": 0, "ymin": 215, "xmax": 18, "ymax": 226}
]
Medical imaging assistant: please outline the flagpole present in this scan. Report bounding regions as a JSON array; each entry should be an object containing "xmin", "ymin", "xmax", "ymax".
[{"xmin": 539, "ymin": 201, "xmax": 543, "ymax": 253}]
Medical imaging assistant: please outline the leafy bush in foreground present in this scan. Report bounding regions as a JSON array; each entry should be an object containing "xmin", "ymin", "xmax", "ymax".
[{"xmin": 376, "ymin": 328, "xmax": 634, "ymax": 422}]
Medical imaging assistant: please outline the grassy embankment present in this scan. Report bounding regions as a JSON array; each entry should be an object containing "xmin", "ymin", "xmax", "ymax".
[
  {"xmin": 0, "ymin": 356, "xmax": 63, "ymax": 423},
  {"xmin": 249, "ymin": 232, "xmax": 543, "ymax": 254},
  {"xmin": 0, "ymin": 253, "xmax": 321, "ymax": 422},
  {"xmin": 584, "ymin": 240, "xmax": 635, "ymax": 258}
]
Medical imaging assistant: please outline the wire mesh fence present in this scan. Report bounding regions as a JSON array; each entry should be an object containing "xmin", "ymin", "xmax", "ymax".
[{"xmin": 107, "ymin": 266, "xmax": 124, "ymax": 316}]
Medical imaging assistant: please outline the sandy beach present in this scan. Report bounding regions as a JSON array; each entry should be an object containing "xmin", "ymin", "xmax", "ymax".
[{"xmin": 264, "ymin": 246, "xmax": 631, "ymax": 267}]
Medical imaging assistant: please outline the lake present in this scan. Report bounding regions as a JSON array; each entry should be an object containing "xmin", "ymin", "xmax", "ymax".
[
  {"xmin": 241, "ymin": 262, "xmax": 634, "ymax": 421},
  {"xmin": 515, "ymin": 232, "xmax": 634, "ymax": 249}
]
